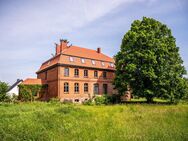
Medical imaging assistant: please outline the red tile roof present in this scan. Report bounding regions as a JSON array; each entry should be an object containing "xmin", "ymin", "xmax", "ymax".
[
  {"xmin": 62, "ymin": 46, "xmax": 114, "ymax": 62},
  {"xmin": 37, "ymin": 45, "xmax": 115, "ymax": 73},
  {"xmin": 22, "ymin": 78, "xmax": 47, "ymax": 85}
]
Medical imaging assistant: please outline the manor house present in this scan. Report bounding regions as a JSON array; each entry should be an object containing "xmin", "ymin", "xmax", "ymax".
[{"xmin": 22, "ymin": 40, "xmax": 116, "ymax": 102}]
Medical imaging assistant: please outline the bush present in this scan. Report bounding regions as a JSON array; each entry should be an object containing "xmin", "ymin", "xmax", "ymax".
[
  {"xmin": 0, "ymin": 81, "xmax": 9, "ymax": 102},
  {"xmin": 83, "ymin": 99, "xmax": 94, "ymax": 105},
  {"xmin": 19, "ymin": 84, "xmax": 47, "ymax": 102},
  {"xmin": 106, "ymin": 94, "xmax": 121, "ymax": 104},
  {"xmin": 94, "ymin": 96, "xmax": 107, "ymax": 105},
  {"xmin": 49, "ymin": 97, "xmax": 60, "ymax": 103}
]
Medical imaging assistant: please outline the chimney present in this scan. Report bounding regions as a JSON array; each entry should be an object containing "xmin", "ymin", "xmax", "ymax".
[
  {"xmin": 97, "ymin": 47, "xmax": 101, "ymax": 53},
  {"xmin": 55, "ymin": 43, "xmax": 60, "ymax": 55},
  {"xmin": 60, "ymin": 39, "xmax": 69, "ymax": 52}
]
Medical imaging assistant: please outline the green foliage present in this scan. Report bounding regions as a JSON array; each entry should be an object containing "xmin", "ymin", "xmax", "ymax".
[
  {"xmin": 0, "ymin": 81, "xmax": 9, "ymax": 102},
  {"xmin": 49, "ymin": 97, "xmax": 60, "ymax": 103},
  {"xmin": 106, "ymin": 94, "xmax": 121, "ymax": 104},
  {"xmin": 94, "ymin": 96, "xmax": 107, "ymax": 105},
  {"xmin": 18, "ymin": 84, "xmax": 47, "ymax": 101},
  {"xmin": 0, "ymin": 102, "xmax": 188, "ymax": 141},
  {"xmin": 83, "ymin": 99, "xmax": 94, "ymax": 105},
  {"xmin": 114, "ymin": 17, "xmax": 187, "ymax": 103}
]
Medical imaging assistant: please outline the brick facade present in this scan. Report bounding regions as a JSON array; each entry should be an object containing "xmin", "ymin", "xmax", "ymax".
[{"xmin": 26, "ymin": 40, "xmax": 117, "ymax": 102}]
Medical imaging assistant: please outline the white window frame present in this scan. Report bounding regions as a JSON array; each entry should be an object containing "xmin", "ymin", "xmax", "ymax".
[
  {"xmin": 91, "ymin": 60, "xmax": 95, "ymax": 65},
  {"xmin": 110, "ymin": 63, "xmax": 114, "ymax": 67},
  {"xmin": 101, "ymin": 62, "xmax": 105, "ymax": 66},
  {"xmin": 69, "ymin": 57, "xmax": 74, "ymax": 62},
  {"xmin": 81, "ymin": 58, "xmax": 85, "ymax": 63}
]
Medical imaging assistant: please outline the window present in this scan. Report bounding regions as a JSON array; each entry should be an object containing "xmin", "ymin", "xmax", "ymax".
[
  {"xmin": 103, "ymin": 84, "xmax": 108, "ymax": 94},
  {"xmin": 74, "ymin": 83, "xmax": 79, "ymax": 93},
  {"xmin": 110, "ymin": 63, "xmax": 114, "ymax": 67},
  {"xmin": 93, "ymin": 83, "xmax": 99, "ymax": 94},
  {"xmin": 91, "ymin": 60, "xmax": 95, "ymax": 65},
  {"xmin": 84, "ymin": 70, "xmax": 88, "ymax": 77},
  {"xmin": 94, "ymin": 71, "xmax": 98, "ymax": 78},
  {"xmin": 101, "ymin": 62, "xmax": 105, "ymax": 66},
  {"xmin": 69, "ymin": 57, "xmax": 74, "ymax": 62},
  {"xmin": 81, "ymin": 58, "xmax": 85, "ymax": 63},
  {"xmin": 64, "ymin": 68, "xmax": 69, "ymax": 76},
  {"xmin": 84, "ymin": 83, "xmax": 88, "ymax": 93},
  {"xmin": 103, "ymin": 71, "xmax": 107, "ymax": 78},
  {"xmin": 64, "ymin": 82, "xmax": 69, "ymax": 93},
  {"xmin": 74, "ymin": 69, "xmax": 79, "ymax": 77}
]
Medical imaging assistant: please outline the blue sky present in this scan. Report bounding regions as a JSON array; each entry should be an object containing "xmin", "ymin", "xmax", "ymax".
[{"xmin": 0, "ymin": 0, "xmax": 188, "ymax": 85}]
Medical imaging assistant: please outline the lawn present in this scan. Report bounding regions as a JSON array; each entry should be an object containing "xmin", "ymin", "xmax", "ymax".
[{"xmin": 0, "ymin": 102, "xmax": 188, "ymax": 141}]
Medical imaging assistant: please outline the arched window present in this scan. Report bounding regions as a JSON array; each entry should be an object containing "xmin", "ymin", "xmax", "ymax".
[
  {"xmin": 84, "ymin": 83, "xmax": 88, "ymax": 93},
  {"xmin": 74, "ymin": 83, "xmax": 79, "ymax": 93},
  {"xmin": 64, "ymin": 82, "xmax": 69, "ymax": 93}
]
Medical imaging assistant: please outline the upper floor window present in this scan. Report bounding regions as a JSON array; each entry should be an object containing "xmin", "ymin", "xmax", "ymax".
[
  {"xmin": 74, "ymin": 69, "xmax": 79, "ymax": 77},
  {"xmin": 81, "ymin": 58, "xmax": 85, "ymax": 63},
  {"xmin": 84, "ymin": 83, "xmax": 89, "ymax": 93},
  {"xmin": 101, "ymin": 62, "xmax": 105, "ymax": 66},
  {"xmin": 103, "ymin": 71, "xmax": 107, "ymax": 78},
  {"xmin": 94, "ymin": 71, "xmax": 98, "ymax": 78},
  {"xmin": 74, "ymin": 83, "xmax": 79, "ymax": 93},
  {"xmin": 64, "ymin": 68, "xmax": 69, "ymax": 76},
  {"xmin": 64, "ymin": 82, "xmax": 69, "ymax": 93},
  {"xmin": 91, "ymin": 60, "xmax": 95, "ymax": 65},
  {"xmin": 110, "ymin": 63, "xmax": 114, "ymax": 67},
  {"xmin": 84, "ymin": 70, "xmax": 88, "ymax": 77},
  {"xmin": 69, "ymin": 57, "xmax": 74, "ymax": 62}
]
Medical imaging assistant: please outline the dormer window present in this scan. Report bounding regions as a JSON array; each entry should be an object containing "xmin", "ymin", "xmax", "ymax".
[
  {"xmin": 91, "ymin": 60, "xmax": 95, "ymax": 65},
  {"xmin": 69, "ymin": 57, "xmax": 74, "ymax": 62},
  {"xmin": 101, "ymin": 62, "xmax": 105, "ymax": 66},
  {"xmin": 81, "ymin": 58, "xmax": 85, "ymax": 63},
  {"xmin": 110, "ymin": 63, "xmax": 114, "ymax": 67}
]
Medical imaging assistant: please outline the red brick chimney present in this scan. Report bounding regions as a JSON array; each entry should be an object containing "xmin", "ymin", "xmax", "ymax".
[
  {"xmin": 60, "ymin": 39, "xmax": 69, "ymax": 52},
  {"xmin": 55, "ymin": 43, "xmax": 60, "ymax": 55},
  {"xmin": 97, "ymin": 47, "xmax": 101, "ymax": 53},
  {"xmin": 55, "ymin": 39, "xmax": 69, "ymax": 55}
]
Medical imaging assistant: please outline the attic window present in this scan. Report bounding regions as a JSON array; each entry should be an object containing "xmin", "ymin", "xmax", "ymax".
[
  {"xmin": 101, "ymin": 62, "xmax": 105, "ymax": 66},
  {"xmin": 110, "ymin": 63, "xmax": 114, "ymax": 67},
  {"xmin": 69, "ymin": 57, "xmax": 74, "ymax": 62},
  {"xmin": 91, "ymin": 60, "xmax": 95, "ymax": 65},
  {"xmin": 81, "ymin": 58, "xmax": 85, "ymax": 63}
]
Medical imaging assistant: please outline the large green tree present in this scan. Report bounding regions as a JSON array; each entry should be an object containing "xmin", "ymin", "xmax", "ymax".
[
  {"xmin": 0, "ymin": 81, "xmax": 9, "ymax": 102},
  {"xmin": 114, "ymin": 17, "xmax": 187, "ymax": 103}
]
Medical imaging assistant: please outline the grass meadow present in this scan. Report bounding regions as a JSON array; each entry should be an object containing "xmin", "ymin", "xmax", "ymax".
[{"xmin": 0, "ymin": 102, "xmax": 188, "ymax": 141}]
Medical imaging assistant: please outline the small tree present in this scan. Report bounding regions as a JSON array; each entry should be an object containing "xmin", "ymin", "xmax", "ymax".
[
  {"xmin": 0, "ymin": 81, "xmax": 9, "ymax": 102},
  {"xmin": 18, "ymin": 84, "xmax": 47, "ymax": 102},
  {"xmin": 114, "ymin": 17, "xmax": 187, "ymax": 103}
]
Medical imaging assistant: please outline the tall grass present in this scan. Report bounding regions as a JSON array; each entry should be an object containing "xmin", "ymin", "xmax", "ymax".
[{"xmin": 0, "ymin": 102, "xmax": 187, "ymax": 141}]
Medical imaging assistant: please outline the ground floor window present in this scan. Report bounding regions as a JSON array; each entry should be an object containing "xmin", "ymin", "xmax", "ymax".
[
  {"xmin": 64, "ymin": 82, "xmax": 69, "ymax": 93},
  {"xmin": 84, "ymin": 83, "xmax": 88, "ymax": 93},
  {"xmin": 74, "ymin": 83, "xmax": 79, "ymax": 93}
]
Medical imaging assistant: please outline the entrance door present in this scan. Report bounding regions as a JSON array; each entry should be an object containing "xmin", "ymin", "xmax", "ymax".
[
  {"xmin": 103, "ymin": 84, "xmax": 108, "ymax": 94},
  {"xmin": 93, "ymin": 83, "xmax": 99, "ymax": 95}
]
